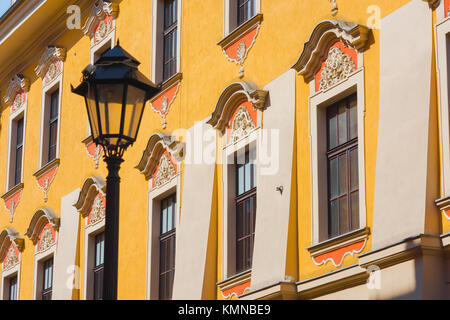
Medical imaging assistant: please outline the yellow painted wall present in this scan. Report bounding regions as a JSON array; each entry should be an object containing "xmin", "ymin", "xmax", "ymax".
[{"xmin": 0, "ymin": 0, "xmax": 444, "ymax": 300}]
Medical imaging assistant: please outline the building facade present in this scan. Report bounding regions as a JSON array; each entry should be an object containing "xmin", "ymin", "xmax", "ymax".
[{"xmin": 0, "ymin": 0, "xmax": 448, "ymax": 300}]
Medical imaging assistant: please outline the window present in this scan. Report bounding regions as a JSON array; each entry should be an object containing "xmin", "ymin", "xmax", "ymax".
[
  {"xmin": 41, "ymin": 258, "xmax": 53, "ymax": 300},
  {"xmin": 13, "ymin": 118, "xmax": 24, "ymax": 188},
  {"xmin": 163, "ymin": 0, "xmax": 178, "ymax": 81},
  {"xmin": 151, "ymin": 0, "xmax": 181, "ymax": 84},
  {"xmin": 7, "ymin": 275, "xmax": 18, "ymax": 300},
  {"xmin": 48, "ymin": 90, "xmax": 59, "ymax": 164},
  {"xmin": 237, "ymin": 0, "xmax": 255, "ymax": 27},
  {"xmin": 159, "ymin": 193, "xmax": 176, "ymax": 300},
  {"xmin": 93, "ymin": 232, "xmax": 104, "ymax": 300},
  {"xmin": 235, "ymin": 150, "xmax": 257, "ymax": 273},
  {"xmin": 326, "ymin": 94, "xmax": 359, "ymax": 238}
]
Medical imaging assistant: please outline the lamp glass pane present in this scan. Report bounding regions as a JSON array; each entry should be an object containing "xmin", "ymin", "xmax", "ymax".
[
  {"xmin": 86, "ymin": 83, "xmax": 99, "ymax": 139},
  {"xmin": 96, "ymin": 83, "xmax": 125, "ymax": 142},
  {"xmin": 123, "ymin": 85, "xmax": 146, "ymax": 142}
]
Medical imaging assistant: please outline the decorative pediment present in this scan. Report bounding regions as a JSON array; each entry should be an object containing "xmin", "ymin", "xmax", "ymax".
[
  {"xmin": 229, "ymin": 104, "xmax": 256, "ymax": 143},
  {"xmin": 207, "ymin": 82, "xmax": 267, "ymax": 132},
  {"xmin": 292, "ymin": 20, "xmax": 370, "ymax": 82},
  {"xmin": 318, "ymin": 45, "xmax": 356, "ymax": 91},
  {"xmin": 135, "ymin": 134, "xmax": 184, "ymax": 181},
  {"xmin": 3, "ymin": 74, "xmax": 29, "ymax": 108},
  {"xmin": 25, "ymin": 208, "xmax": 60, "ymax": 245},
  {"xmin": 0, "ymin": 228, "xmax": 24, "ymax": 268},
  {"xmin": 83, "ymin": 0, "xmax": 119, "ymax": 44},
  {"xmin": 73, "ymin": 176, "xmax": 106, "ymax": 218},
  {"xmin": 35, "ymin": 46, "xmax": 66, "ymax": 86}
]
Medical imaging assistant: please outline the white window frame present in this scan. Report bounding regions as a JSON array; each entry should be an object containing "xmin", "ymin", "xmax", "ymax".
[
  {"xmin": 223, "ymin": 0, "xmax": 261, "ymax": 36},
  {"xmin": 38, "ymin": 74, "xmax": 63, "ymax": 169},
  {"xmin": 309, "ymin": 62, "xmax": 367, "ymax": 245},
  {"xmin": 1, "ymin": 254, "xmax": 21, "ymax": 300},
  {"xmin": 146, "ymin": 163, "xmax": 181, "ymax": 300},
  {"xmin": 5, "ymin": 107, "xmax": 26, "ymax": 191},
  {"xmin": 151, "ymin": 0, "xmax": 182, "ymax": 85},
  {"xmin": 221, "ymin": 109, "xmax": 261, "ymax": 280},
  {"xmin": 83, "ymin": 218, "xmax": 105, "ymax": 300},
  {"xmin": 33, "ymin": 239, "xmax": 57, "ymax": 300}
]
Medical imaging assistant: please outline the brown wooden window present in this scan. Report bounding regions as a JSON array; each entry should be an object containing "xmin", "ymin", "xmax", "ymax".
[
  {"xmin": 326, "ymin": 93, "xmax": 359, "ymax": 239},
  {"xmin": 237, "ymin": 0, "xmax": 255, "ymax": 26},
  {"xmin": 48, "ymin": 89, "xmax": 59, "ymax": 163},
  {"xmin": 14, "ymin": 117, "xmax": 24, "ymax": 187},
  {"xmin": 159, "ymin": 193, "xmax": 176, "ymax": 300},
  {"xmin": 8, "ymin": 275, "xmax": 18, "ymax": 300},
  {"xmin": 93, "ymin": 232, "xmax": 105, "ymax": 300},
  {"xmin": 235, "ymin": 150, "xmax": 257, "ymax": 274},
  {"xmin": 42, "ymin": 258, "xmax": 53, "ymax": 300},
  {"xmin": 163, "ymin": 0, "xmax": 177, "ymax": 82}
]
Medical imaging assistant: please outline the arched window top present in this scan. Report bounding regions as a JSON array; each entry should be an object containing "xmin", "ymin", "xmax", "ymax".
[
  {"xmin": 291, "ymin": 20, "xmax": 370, "ymax": 82},
  {"xmin": 135, "ymin": 133, "xmax": 183, "ymax": 181},
  {"xmin": 25, "ymin": 208, "xmax": 60, "ymax": 245},
  {"xmin": 207, "ymin": 81, "xmax": 267, "ymax": 132},
  {"xmin": 73, "ymin": 176, "xmax": 106, "ymax": 217},
  {"xmin": 0, "ymin": 228, "xmax": 24, "ymax": 261}
]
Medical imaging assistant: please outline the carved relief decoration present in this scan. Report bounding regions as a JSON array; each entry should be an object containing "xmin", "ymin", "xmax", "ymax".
[
  {"xmin": 25, "ymin": 208, "xmax": 60, "ymax": 246},
  {"xmin": 85, "ymin": 140, "xmax": 103, "ymax": 169},
  {"xmin": 229, "ymin": 105, "xmax": 256, "ymax": 143},
  {"xmin": 37, "ymin": 224, "xmax": 55, "ymax": 253},
  {"xmin": 150, "ymin": 81, "xmax": 181, "ymax": 129},
  {"xmin": 88, "ymin": 194, "xmax": 106, "ymax": 226},
  {"xmin": 35, "ymin": 162, "xmax": 59, "ymax": 202},
  {"xmin": 3, "ymin": 244, "xmax": 19, "ymax": 271},
  {"xmin": 83, "ymin": 0, "xmax": 119, "ymax": 45},
  {"xmin": 0, "ymin": 229, "xmax": 23, "ymax": 271},
  {"xmin": 318, "ymin": 45, "xmax": 356, "ymax": 91},
  {"xmin": 2, "ymin": 187, "xmax": 23, "ymax": 223},
  {"xmin": 3, "ymin": 74, "xmax": 29, "ymax": 113},
  {"xmin": 153, "ymin": 153, "xmax": 177, "ymax": 189},
  {"xmin": 35, "ymin": 47, "xmax": 66, "ymax": 84}
]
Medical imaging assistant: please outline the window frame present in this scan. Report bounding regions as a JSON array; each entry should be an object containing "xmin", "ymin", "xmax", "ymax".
[
  {"xmin": 146, "ymin": 160, "xmax": 181, "ymax": 300},
  {"xmin": 309, "ymin": 65, "xmax": 367, "ymax": 245},
  {"xmin": 151, "ymin": 0, "xmax": 182, "ymax": 85},
  {"xmin": 93, "ymin": 232, "xmax": 104, "ymax": 300},
  {"xmin": 41, "ymin": 257, "xmax": 53, "ymax": 300},
  {"xmin": 38, "ymin": 77, "xmax": 62, "ymax": 169},
  {"xmin": 1, "ymin": 258, "xmax": 21, "ymax": 301},
  {"xmin": 223, "ymin": 0, "xmax": 260, "ymax": 36}
]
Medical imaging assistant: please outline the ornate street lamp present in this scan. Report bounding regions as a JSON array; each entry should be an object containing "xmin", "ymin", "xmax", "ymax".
[{"xmin": 72, "ymin": 44, "xmax": 160, "ymax": 300}]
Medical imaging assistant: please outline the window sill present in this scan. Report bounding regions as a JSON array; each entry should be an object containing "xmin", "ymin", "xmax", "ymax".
[
  {"xmin": 33, "ymin": 158, "xmax": 60, "ymax": 178},
  {"xmin": 159, "ymin": 72, "xmax": 182, "ymax": 92},
  {"xmin": 1, "ymin": 183, "xmax": 24, "ymax": 200},
  {"xmin": 217, "ymin": 270, "xmax": 251, "ymax": 299},
  {"xmin": 217, "ymin": 13, "xmax": 263, "ymax": 49},
  {"xmin": 307, "ymin": 227, "xmax": 370, "ymax": 267}
]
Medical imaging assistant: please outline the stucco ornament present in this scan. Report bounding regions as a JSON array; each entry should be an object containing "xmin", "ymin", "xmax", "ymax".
[
  {"xmin": 3, "ymin": 246, "xmax": 18, "ymax": 271},
  {"xmin": 237, "ymin": 41, "xmax": 246, "ymax": 78},
  {"xmin": 230, "ymin": 106, "xmax": 255, "ymax": 143},
  {"xmin": 329, "ymin": 0, "xmax": 338, "ymax": 16},
  {"xmin": 319, "ymin": 46, "xmax": 355, "ymax": 91},
  {"xmin": 89, "ymin": 195, "xmax": 105, "ymax": 226},
  {"xmin": 154, "ymin": 154, "xmax": 176, "ymax": 188},
  {"xmin": 38, "ymin": 227, "xmax": 54, "ymax": 253}
]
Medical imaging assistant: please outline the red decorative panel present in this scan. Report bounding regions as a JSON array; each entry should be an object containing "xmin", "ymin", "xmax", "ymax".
[
  {"xmin": 445, "ymin": 0, "xmax": 450, "ymax": 18},
  {"xmin": 10, "ymin": 89, "xmax": 27, "ymax": 113},
  {"xmin": 150, "ymin": 81, "xmax": 181, "ymax": 129},
  {"xmin": 221, "ymin": 280, "xmax": 251, "ymax": 300},
  {"xmin": 37, "ymin": 223, "xmax": 56, "ymax": 252},
  {"xmin": 3, "ymin": 189, "xmax": 23, "ymax": 223},
  {"xmin": 312, "ymin": 239, "xmax": 366, "ymax": 267},
  {"xmin": 226, "ymin": 101, "xmax": 257, "ymax": 144},
  {"xmin": 86, "ymin": 140, "xmax": 103, "ymax": 168},
  {"xmin": 87, "ymin": 193, "xmax": 106, "ymax": 225},
  {"xmin": 36, "ymin": 165, "xmax": 59, "ymax": 202},
  {"xmin": 94, "ymin": 15, "xmax": 113, "ymax": 44},
  {"xmin": 444, "ymin": 209, "xmax": 450, "ymax": 220},
  {"xmin": 315, "ymin": 41, "xmax": 357, "ymax": 92},
  {"xmin": 223, "ymin": 25, "xmax": 260, "ymax": 65}
]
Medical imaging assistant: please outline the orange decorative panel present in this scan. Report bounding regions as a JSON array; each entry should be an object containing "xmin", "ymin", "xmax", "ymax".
[
  {"xmin": 221, "ymin": 280, "xmax": 251, "ymax": 300},
  {"xmin": 37, "ymin": 223, "xmax": 56, "ymax": 252},
  {"xmin": 86, "ymin": 140, "xmax": 103, "ymax": 168},
  {"xmin": 87, "ymin": 193, "xmax": 106, "ymax": 225},
  {"xmin": 10, "ymin": 89, "xmax": 27, "ymax": 113},
  {"xmin": 223, "ymin": 26, "xmax": 260, "ymax": 65},
  {"xmin": 315, "ymin": 41, "xmax": 357, "ymax": 92},
  {"xmin": 445, "ymin": 0, "xmax": 450, "ymax": 18},
  {"xmin": 36, "ymin": 165, "xmax": 59, "ymax": 202},
  {"xmin": 3, "ymin": 243, "xmax": 19, "ymax": 271},
  {"xmin": 3, "ymin": 188, "xmax": 22, "ymax": 223},
  {"xmin": 150, "ymin": 81, "xmax": 181, "ymax": 129},
  {"xmin": 152, "ymin": 151, "xmax": 178, "ymax": 189},
  {"xmin": 94, "ymin": 15, "xmax": 113, "ymax": 44},
  {"xmin": 444, "ymin": 209, "xmax": 450, "ymax": 220},
  {"xmin": 312, "ymin": 239, "xmax": 367, "ymax": 267}
]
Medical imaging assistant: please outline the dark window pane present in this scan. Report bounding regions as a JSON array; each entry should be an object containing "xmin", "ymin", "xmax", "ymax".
[
  {"xmin": 349, "ymin": 96, "xmax": 358, "ymax": 140},
  {"xmin": 338, "ymin": 102, "xmax": 347, "ymax": 145},
  {"xmin": 351, "ymin": 191, "xmax": 360, "ymax": 231},
  {"xmin": 339, "ymin": 196, "xmax": 349, "ymax": 234},
  {"xmin": 42, "ymin": 258, "xmax": 53, "ymax": 300},
  {"xmin": 329, "ymin": 200, "xmax": 339, "ymax": 238},
  {"xmin": 14, "ymin": 118, "xmax": 24, "ymax": 186},
  {"xmin": 328, "ymin": 107, "xmax": 338, "ymax": 150},
  {"xmin": 338, "ymin": 154, "xmax": 348, "ymax": 196},
  {"xmin": 160, "ymin": 193, "xmax": 176, "ymax": 300},
  {"xmin": 329, "ymin": 157, "xmax": 338, "ymax": 199},
  {"xmin": 350, "ymin": 148, "xmax": 359, "ymax": 192},
  {"xmin": 238, "ymin": 0, "xmax": 255, "ymax": 26},
  {"xmin": 163, "ymin": 0, "xmax": 178, "ymax": 81},
  {"xmin": 9, "ymin": 276, "xmax": 17, "ymax": 300},
  {"xmin": 93, "ymin": 232, "xmax": 104, "ymax": 300}
]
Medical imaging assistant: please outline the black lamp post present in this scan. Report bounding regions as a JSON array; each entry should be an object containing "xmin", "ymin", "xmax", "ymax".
[{"xmin": 72, "ymin": 44, "xmax": 160, "ymax": 300}]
